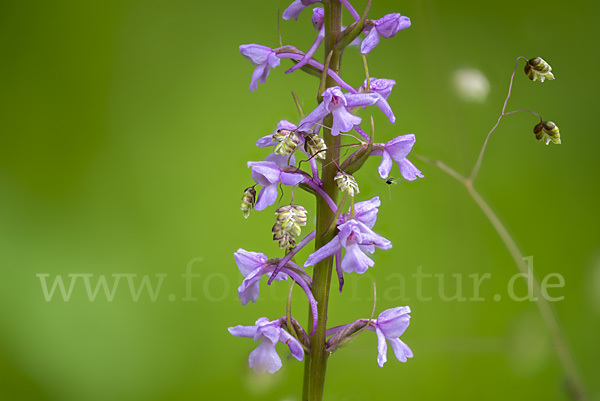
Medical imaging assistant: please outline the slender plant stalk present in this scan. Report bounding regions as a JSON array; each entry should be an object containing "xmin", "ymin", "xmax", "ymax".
[
  {"xmin": 415, "ymin": 154, "xmax": 588, "ymax": 401},
  {"xmin": 302, "ymin": 1, "xmax": 343, "ymax": 400}
]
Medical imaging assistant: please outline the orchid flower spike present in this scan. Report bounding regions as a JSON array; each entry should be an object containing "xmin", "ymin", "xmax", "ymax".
[
  {"xmin": 228, "ymin": 317, "xmax": 304, "ymax": 374},
  {"xmin": 239, "ymin": 44, "xmax": 281, "ymax": 91},
  {"xmin": 361, "ymin": 13, "xmax": 411, "ymax": 55}
]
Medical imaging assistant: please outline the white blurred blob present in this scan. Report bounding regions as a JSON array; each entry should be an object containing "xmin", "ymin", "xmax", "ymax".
[{"xmin": 453, "ymin": 68, "xmax": 490, "ymax": 103}]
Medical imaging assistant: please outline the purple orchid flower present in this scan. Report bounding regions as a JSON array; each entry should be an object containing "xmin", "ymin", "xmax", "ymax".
[
  {"xmin": 299, "ymin": 87, "xmax": 379, "ymax": 136},
  {"xmin": 357, "ymin": 78, "xmax": 397, "ymax": 123},
  {"xmin": 369, "ymin": 306, "xmax": 413, "ymax": 367},
  {"xmin": 239, "ymin": 44, "xmax": 281, "ymax": 91},
  {"xmin": 372, "ymin": 134, "xmax": 423, "ymax": 181},
  {"xmin": 361, "ymin": 13, "xmax": 411, "ymax": 55},
  {"xmin": 304, "ymin": 218, "xmax": 391, "ymax": 274},
  {"xmin": 228, "ymin": 317, "xmax": 304, "ymax": 374},
  {"xmin": 247, "ymin": 161, "xmax": 304, "ymax": 210},
  {"xmin": 234, "ymin": 249, "xmax": 288, "ymax": 305}
]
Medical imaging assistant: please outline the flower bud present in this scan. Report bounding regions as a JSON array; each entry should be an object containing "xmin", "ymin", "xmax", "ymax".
[
  {"xmin": 524, "ymin": 57, "xmax": 554, "ymax": 82},
  {"xmin": 304, "ymin": 133, "xmax": 326, "ymax": 160},
  {"xmin": 335, "ymin": 172, "xmax": 360, "ymax": 196},
  {"xmin": 533, "ymin": 121, "xmax": 561, "ymax": 145},
  {"xmin": 273, "ymin": 129, "xmax": 300, "ymax": 156},
  {"xmin": 240, "ymin": 187, "xmax": 257, "ymax": 218}
]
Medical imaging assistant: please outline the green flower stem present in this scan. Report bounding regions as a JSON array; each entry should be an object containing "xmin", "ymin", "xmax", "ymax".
[{"xmin": 302, "ymin": 1, "xmax": 343, "ymax": 400}]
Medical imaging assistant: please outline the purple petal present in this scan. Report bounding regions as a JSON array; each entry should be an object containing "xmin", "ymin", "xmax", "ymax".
[
  {"xmin": 335, "ymin": 249, "xmax": 344, "ymax": 292},
  {"xmin": 388, "ymin": 338, "xmax": 413, "ymax": 362},
  {"xmin": 360, "ymin": 28, "xmax": 380, "ymax": 54},
  {"xmin": 266, "ymin": 153, "xmax": 296, "ymax": 167},
  {"xmin": 255, "ymin": 184, "xmax": 278, "ymax": 211},
  {"xmin": 344, "ymin": 92, "xmax": 380, "ymax": 108},
  {"xmin": 386, "ymin": 134, "xmax": 416, "ymax": 162},
  {"xmin": 322, "ymin": 86, "xmax": 346, "ymax": 109},
  {"xmin": 331, "ymin": 107, "xmax": 361, "ymax": 136},
  {"xmin": 267, "ymin": 51, "xmax": 281, "ymax": 69},
  {"xmin": 280, "ymin": 171, "xmax": 305, "ymax": 186},
  {"xmin": 375, "ymin": 14, "xmax": 410, "ymax": 38},
  {"xmin": 257, "ymin": 134, "xmax": 275, "ymax": 148},
  {"xmin": 258, "ymin": 63, "xmax": 271, "ymax": 85},
  {"xmin": 358, "ymin": 229, "xmax": 392, "ymax": 250},
  {"xmin": 352, "ymin": 197, "xmax": 381, "ymax": 229},
  {"xmin": 254, "ymin": 318, "xmax": 282, "ymax": 343},
  {"xmin": 299, "ymin": 102, "xmax": 329, "ymax": 131},
  {"xmin": 377, "ymin": 306, "xmax": 411, "ymax": 338},
  {"xmin": 341, "ymin": 241, "xmax": 374, "ymax": 274},
  {"xmin": 305, "ymin": 236, "xmax": 342, "ymax": 267},
  {"xmin": 249, "ymin": 161, "xmax": 281, "ymax": 184},
  {"xmin": 240, "ymin": 44, "xmax": 273, "ymax": 65},
  {"xmin": 279, "ymin": 330, "xmax": 304, "ymax": 361},
  {"xmin": 375, "ymin": 327, "xmax": 388, "ymax": 367},
  {"xmin": 228, "ymin": 324, "xmax": 257, "ymax": 338},
  {"xmin": 368, "ymin": 78, "xmax": 396, "ymax": 99},
  {"xmin": 397, "ymin": 158, "xmax": 424, "ymax": 181},
  {"xmin": 282, "ymin": 0, "xmax": 305, "ymax": 20},
  {"xmin": 378, "ymin": 150, "xmax": 393, "ymax": 179},
  {"xmin": 248, "ymin": 339, "xmax": 282, "ymax": 374},
  {"xmin": 249, "ymin": 65, "xmax": 266, "ymax": 92},
  {"xmin": 237, "ymin": 269, "xmax": 261, "ymax": 305},
  {"xmin": 277, "ymin": 120, "xmax": 298, "ymax": 131},
  {"xmin": 234, "ymin": 249, "xmax": 268, "ymax": 277},
  {"xmin": 312, "ymin": 7, "xmax": 324, "ymax": 30},
  {"xmin": 375, "ymin": 95, "xmax": 395, "ymax": 123}
]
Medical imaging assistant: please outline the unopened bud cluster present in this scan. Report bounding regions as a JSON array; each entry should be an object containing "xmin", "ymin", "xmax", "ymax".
[{"xmin": 272, "ymin": 204, "xmax": 307, "ymax": 249}]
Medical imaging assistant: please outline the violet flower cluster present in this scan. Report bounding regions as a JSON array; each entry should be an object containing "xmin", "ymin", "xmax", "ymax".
[{"xmin": 231, "ymin": 0, "xmax": 420, "ymax": 376}]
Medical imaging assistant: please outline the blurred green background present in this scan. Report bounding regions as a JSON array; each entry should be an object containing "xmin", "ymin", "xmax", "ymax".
[{"xmin": 1, "ymin": 0, "xmax": 599, "ymax": 400}]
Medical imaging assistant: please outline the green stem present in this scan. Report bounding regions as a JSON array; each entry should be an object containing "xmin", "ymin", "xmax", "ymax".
[{"xmin": 302, "ymin": 1, "xmax": 342, "ymax": 400}]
